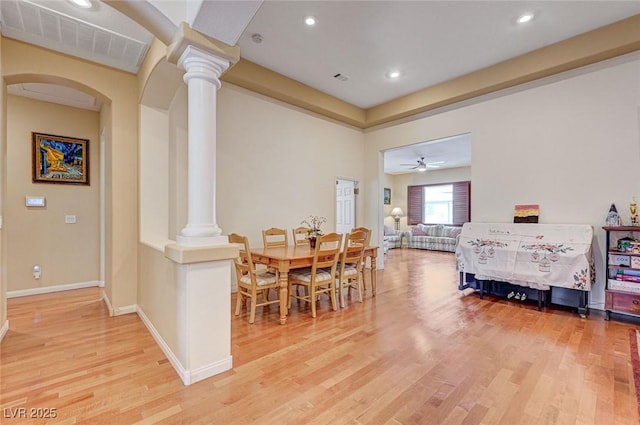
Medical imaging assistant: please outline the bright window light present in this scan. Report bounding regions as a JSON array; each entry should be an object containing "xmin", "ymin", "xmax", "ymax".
[{"xmin": 423, "ymin": 184, "xmax": 453, "ymax": 224}]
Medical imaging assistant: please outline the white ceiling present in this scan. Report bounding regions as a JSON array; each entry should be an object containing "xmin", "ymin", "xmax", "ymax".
[
  {"xmin": 239, "ymin": 1, "xmax": 640, "ymax": 109},
  {"xmin": 384, "ymin": 134, "xmax": 472, "ymax": 175},
  {"xmin": 2, "ymin": 1, "xmax": 640, "ymax": 173}
]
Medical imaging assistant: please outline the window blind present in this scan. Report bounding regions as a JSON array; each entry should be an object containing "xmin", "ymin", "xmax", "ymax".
[
  {"xmin": 407, "ymin": 185, "xmax": 424, "ymax": 225},
  {"xmin": 407, "ymin": 181, "xmax": 470, "ymax": 226},
  {"xmin": 452, "ymin": 181, "xmax": 470, "ymax": 225}
]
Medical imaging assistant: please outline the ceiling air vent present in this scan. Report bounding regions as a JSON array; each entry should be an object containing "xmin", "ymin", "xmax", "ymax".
[{"xmin": 333, "ymin": 73, "xmax": 350, "ymax": 82}]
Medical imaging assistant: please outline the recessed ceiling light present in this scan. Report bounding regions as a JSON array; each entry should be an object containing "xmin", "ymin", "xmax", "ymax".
[
  {"xmin": 68, "ymin": 0, "xmax": 92, "ymax": 8},
  {"xmin": 304, "ymin": 16, "xmax": 318, "ymax": 26},
  {"xmin": 517, "ymin": 13, "xmax": 534, "ymax": 24},
  {"xmin": 387, "ymin": 71, "xmax": 401, "ymax": 79}
]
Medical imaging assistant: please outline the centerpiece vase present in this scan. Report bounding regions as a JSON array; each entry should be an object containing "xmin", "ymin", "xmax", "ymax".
[{"xmin": 309, "ymin": 237, "xmax": 317, "ymax": 249}]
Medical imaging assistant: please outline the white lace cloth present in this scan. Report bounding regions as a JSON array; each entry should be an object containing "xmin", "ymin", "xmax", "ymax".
[{"xmin": 455, "ymin": 222, "xmax": 593, "ymax": 291}]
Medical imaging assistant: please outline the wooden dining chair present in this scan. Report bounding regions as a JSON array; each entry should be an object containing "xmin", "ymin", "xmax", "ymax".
[
  {"xmin": 262, "ymin": 227, "xmax": 288, "ymax": 248},
  {"xmin": 229, "ymin": 233, "xmax": 281, "ymax": 324},
  {"xmin": 352, "ymin": 227, "xmax": 371, "ymax": 246},
  {"xmin": 292, "ymin": 226, "xmax": 310, "ymax": 246},
  {"xmin": 352, "ymin": 226, "xmax": 371, "ymax": 291},
  {"xmin": 336, "ymin": 229, "xmax": 367, "ymax": 307},
  {"xmin": 288, "ymin": 232, "xmax": 343, "ymax": 318}
]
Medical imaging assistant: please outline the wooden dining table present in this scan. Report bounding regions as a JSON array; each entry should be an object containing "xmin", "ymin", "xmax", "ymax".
[{"xmin": 250, "ymin": 244, "xmax": 379, "ymax": 324}]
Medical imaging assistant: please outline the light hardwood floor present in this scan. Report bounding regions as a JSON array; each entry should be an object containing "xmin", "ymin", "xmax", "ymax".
[{"xmin": 1, "ymin": 249, "xmax": 638, "ymax": 424}]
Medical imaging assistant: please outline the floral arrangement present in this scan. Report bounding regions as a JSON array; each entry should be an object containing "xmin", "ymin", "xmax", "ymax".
[{"xmin": 301, "ymin": 215, "xmax": 326, "ymax": 239}]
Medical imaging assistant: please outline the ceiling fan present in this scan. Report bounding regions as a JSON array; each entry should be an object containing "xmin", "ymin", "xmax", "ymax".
[{"xmin": 400, "ymin": 157, "xmax": 443, "ymax": 172}]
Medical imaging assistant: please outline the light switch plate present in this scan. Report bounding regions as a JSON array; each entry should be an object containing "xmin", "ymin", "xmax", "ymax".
[
  {"xmin": 65, "ymin": 215, "xmax": 77, "ymax": 224},
  {"xmin": 26, "ymin": 196, "xmax": 45, "ymax": 207}
]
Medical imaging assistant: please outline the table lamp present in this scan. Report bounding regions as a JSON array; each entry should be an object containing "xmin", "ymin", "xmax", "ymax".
[{"xmin": 391, "ymin": 207, "xmax": 404, "ymax": 231}]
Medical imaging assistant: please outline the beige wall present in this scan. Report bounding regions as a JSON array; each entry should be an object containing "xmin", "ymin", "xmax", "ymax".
[
  {"xmin": 365, "ymin": 55, "xmax": 640, "ymax": 309},
  {"xmin": 6, "ymin": 96, "xmax": 100, "ymax": 291},
  {"xmin": 140, "ymin": 105, "xmax": 170, "ymax": 246},
  {"xmin": 2, "ymin": 38, "xmax": 139, "ymax": 312},
  {"xmin": 217, "ymin": 84, "xmax": 366, "ymax": 248},
  {"xmin": 168, "ymin": 85, "xmax": 188, "ymax": 240},
  {"xmin": 138, "ymin": 243, "xmax": 179, "ymax": 354},
  {"xmin": 137, "ymin": 50, "xmax": 179, "ymax": 358}
]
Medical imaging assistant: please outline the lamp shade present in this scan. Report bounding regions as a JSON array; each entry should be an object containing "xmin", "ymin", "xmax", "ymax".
[{"xmin": 391, "ymin": 207, "xmax": 404, "ymax": 218}]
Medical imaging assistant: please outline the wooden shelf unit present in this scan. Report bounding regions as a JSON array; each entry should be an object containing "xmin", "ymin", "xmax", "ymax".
[{"xmin": 603, "ymin": 226, "xmax": 640, "ymax": 320}]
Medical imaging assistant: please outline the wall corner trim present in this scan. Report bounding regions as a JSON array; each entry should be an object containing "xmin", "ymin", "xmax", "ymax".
[
  {"xmin": 0, "ymin": 320, "xmax": 9, "ymax": 342},
  {"xmin": 101, "ymin": 288, "xmax": 114, "ymax": 317}
]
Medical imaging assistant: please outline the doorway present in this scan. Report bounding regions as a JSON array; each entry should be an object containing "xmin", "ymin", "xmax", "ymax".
[{"xmin": 336, "ymin": 179, "xmax": 357, "ymax": 234}]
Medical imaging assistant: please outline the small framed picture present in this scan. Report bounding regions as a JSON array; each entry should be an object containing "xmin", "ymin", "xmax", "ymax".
[{"xmin": 383, "ymin": 187, "xmax": 391, "ymax": 205}]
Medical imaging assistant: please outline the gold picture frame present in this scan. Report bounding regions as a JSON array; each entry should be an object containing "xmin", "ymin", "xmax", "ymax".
[{"xmin": 32, "ymin": 132, "xmax": 89, "ymax": 185}]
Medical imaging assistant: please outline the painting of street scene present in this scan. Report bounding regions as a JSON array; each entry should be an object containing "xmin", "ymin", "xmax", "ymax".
[{"xmin": 32, "ymin": 133, "xmax": 89, "ymax": 185}]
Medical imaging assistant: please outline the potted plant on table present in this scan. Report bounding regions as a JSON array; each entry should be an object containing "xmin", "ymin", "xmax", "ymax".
[{"xmin": 301, "ymin": 215, "xmax": 326, "ymax": 249}]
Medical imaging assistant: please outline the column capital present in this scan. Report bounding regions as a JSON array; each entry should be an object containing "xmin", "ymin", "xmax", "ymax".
[{"xmin": 178, "ymin": 45, "xmax": 230, "ymax": 88}]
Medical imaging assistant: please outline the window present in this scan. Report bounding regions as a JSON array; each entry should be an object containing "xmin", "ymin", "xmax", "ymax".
[
  {"xmin": 424, "ymin": 184, "xmax": 453, "ymax": 224},
  {"xmin": 407, "ymin": 181, "xmax": 470, "ymax": 225}
]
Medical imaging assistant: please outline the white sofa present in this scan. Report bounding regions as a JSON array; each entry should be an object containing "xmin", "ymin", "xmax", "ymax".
[{"xmin": 406, "ymin": 224, "xmax": 462, "ymax": 252}]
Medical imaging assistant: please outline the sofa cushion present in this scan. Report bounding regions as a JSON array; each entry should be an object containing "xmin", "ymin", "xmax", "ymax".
[
  {"xmin": 384, "ymin": 224, "xmax": 396, "ymax": 236},
  {"xmin": 442, "ymin": 226, "xmax": 462, "ymax": 238},
  {"xmin": 421, "ymin": 224, "xmax": 443, "ymax": 237},
  {"xmin": 411, "ymin": 226, "xmax": 427, "ymax": 236}
]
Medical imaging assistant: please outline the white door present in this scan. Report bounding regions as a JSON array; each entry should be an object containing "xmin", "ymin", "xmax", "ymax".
[{"xmin": 336, "ymin": 179, "xmax": 356, "ymax": 234}]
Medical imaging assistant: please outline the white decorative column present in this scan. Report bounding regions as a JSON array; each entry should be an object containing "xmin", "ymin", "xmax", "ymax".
[
  {"xmin": 160, "ymin": 43, "xmax": 238, "ymax": 386},
  {"xmin": 176, "ymin": 45, "xmax": 229, "ymax": 246}
]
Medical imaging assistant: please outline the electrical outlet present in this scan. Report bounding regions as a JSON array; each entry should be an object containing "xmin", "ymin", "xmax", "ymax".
[
  {"xmin": 65, "ymin": 215, "xmax": 77, "ymax": 224},
  {"xmin": 33, "ymin": 265, "xmax": 41, "ymax": 279}
]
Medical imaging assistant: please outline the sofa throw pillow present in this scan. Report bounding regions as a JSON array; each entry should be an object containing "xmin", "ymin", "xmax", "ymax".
[
  {"xmin": 442, "ymin": 226, "xmax": 462, "ymax": 238},
  {"xmin": 411, "ymin": 226, "xmax": 427, "ymax": 236},
  {"xmin": 384, "ymin": 225, "xmax": 396, "ymax": 236}
]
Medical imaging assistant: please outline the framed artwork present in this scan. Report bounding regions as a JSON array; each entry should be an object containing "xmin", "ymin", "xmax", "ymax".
[
  {"xmin": 384, "ymin": 187, "xmax": 391, "ymax": 205},
  {"xmin": 514, "ymin": 204, "xmax": 539, "ymax": 223},
  {"xmin": 32, "ymin": 132, "xmax": 89, "ymax": 185}
]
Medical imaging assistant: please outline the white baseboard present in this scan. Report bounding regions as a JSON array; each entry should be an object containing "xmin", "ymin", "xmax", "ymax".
[
  {"xmin": 189, "ymin": 356, "xmax": 233, "ymax": 385},
  {"xmin": 101, "ymin": 288, "xmax": 114, "ymax": 317},
  {"xmin": 137, "ymin": 306, "xmax": 188, "ymax": 384},
  {"xmin": 99, "ymin": 289, "xmax": 137, "ymax": 316},
  {"xmin": 113, "ymin": 304, "xmax": 137, "ymax": 316},
  {"xmin": 7, "ymin": 281, "xmax": 101, "ymax": 298},
  {"xmin": 0, "ymin": 320, "xmax": 8, "ymax": 342}
]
